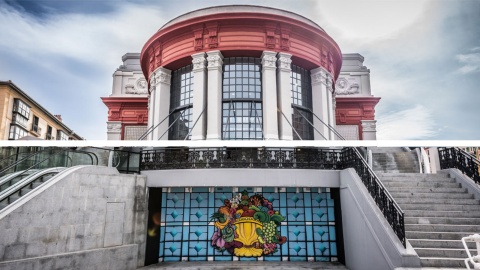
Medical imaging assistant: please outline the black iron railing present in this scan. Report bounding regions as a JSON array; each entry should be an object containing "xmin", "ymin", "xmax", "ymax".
[
  {"xmin": 341, "ymin": 147, "xmax": 406, "ymax": 247},
  {"xmin": 141, "ymin": 147, "xmax": 343, "ymax": 170},
  {"xmin": 439, "ymin": 147, "xmax": 480, "ymax": 185},
  {"xmin": 139, "ymin": 146, "xmax": 406, "ymax": 247}
]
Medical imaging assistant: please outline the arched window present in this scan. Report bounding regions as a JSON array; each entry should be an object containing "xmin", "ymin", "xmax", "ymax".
[
  {"xmin": 222, "ymin": 57, "xmax": 263, "ymax": 140},
  {"xmin": 291, "ymin": 65, "xmax": 314, "ymax": 140},
  {"xmin": 168, "ymin": 65, "xmax": 193, "ymax": 140}
]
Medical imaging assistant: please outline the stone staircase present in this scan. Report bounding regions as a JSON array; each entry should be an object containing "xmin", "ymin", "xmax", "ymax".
[
  {"xmin": 371, "ymin": 147, "xmax": 420, "ymax": 173},
  {"xmin": 378, "ymin": 172, "xmax": 480, "ymax": 268}
]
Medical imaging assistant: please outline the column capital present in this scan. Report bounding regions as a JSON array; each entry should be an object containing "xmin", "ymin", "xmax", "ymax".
[
  {"xmin": 311, "ymin": 66, "xmax": 333, "ymax": 87},
  {"xmin": 261, "ymin": 51, "xmax": 277, "ymax": 70},
  {"xmin": 277, "ymin": 52, "xmax": 292, "ymax": 72},
  {"xmin": 150, "ymin": 67, "xmax": 171, "ymax": 87},
  {"xmin": 192, "ymin": 52, "xmax": 207, "ymax": 71},
  {"xmin": 361, "ymin": 120, "xmax": 377, "ymax": 132},
  {"xmin": 206, "ymin": 50, "xmax": 223, "ymax": 70}
]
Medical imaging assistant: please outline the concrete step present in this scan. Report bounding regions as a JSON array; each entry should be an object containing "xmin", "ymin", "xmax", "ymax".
[
  {"xmin": 419, "ymin": 257, "xmax": 468, "ymax": 268},
  {"xmin": 405, "ymin": 210, "xmax": 480, "ymax": 218},
  {"xmin": 406, "ymin": 224, "xmax": 480, "ymax": 232},
  {"xmin": 377, "ymin": 172, "xmax": 449, "ymax": 178},
  {"xmin": 396, "ymin": 197, "xmax": 479, "ymax": 205},
  {"xmin": 382, "ymin": 182, "xmax": 461, "ymax": 188},
  {"xmin": 406, "ymin": 231, "xmax": 475, "ymax": 240},
  {"xmin": 381, "ymin": 177, "xmax": 454, "ymax": 183},
  {"xmin": 387, "ymin": 187, "xmax": 467, "ymax": 193},
  {"xmin": 415, "ymin": 247, "xmax": 476, "ymax": 258},
  {"xmin": 409, "ymin": 239, "xmax": 477, "ymax": 249},
  {"xmin": 401, "ymin": 203, "xmax": 480, "ymax": 211},
  {"xmin": 405, "ymin": 217, "xmax": 480, "ymax": 225},
  {"xmin": 391, "ymin": 192, "xmax": 473, "ymax": 199}
]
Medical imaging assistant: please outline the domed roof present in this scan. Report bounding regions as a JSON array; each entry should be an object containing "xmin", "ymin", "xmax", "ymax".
[{"xmin": 160, "ymin": 5, "xmax": 325, "ymax": 32}]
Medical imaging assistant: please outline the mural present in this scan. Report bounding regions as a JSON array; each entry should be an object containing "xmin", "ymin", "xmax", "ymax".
[{"xmin": 210, "ymin": 190, "xmax": 287, "ymax": 257}]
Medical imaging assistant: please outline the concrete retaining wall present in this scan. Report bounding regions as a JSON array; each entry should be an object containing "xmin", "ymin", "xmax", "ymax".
[
  {"xmin": 339, "ymin": 168, "xmax": 420, "ymax": 270},
  {"xmin": 0, "ymin": 166, "xmax": 147, "ymax": 270}
]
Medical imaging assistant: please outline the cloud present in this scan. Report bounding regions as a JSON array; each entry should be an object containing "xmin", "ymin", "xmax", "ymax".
[
  {"xmin": 455, "ymin": 49, "xmax": 480, "ymax": 74},
  {"xmin": 376, "ymin": 105, "xmax": 438, "ymax": 140}
]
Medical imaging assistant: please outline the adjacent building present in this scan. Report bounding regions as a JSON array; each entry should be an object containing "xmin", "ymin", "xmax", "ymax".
[
  {"xmin": 0, "ymin": 80, "xmax": 83, "ymax": 140},
  {"xmin": 103, "ymin": 5, "xmax": 380, "ymax": 141}
]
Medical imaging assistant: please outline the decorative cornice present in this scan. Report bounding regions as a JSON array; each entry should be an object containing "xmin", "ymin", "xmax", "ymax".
[{"xmin": 140, "ymin": 11, "xmax": 342, "ymax": 82}]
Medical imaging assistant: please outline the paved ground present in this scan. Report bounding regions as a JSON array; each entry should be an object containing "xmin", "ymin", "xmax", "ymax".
[
  {"xmin": 139, "ymin": 261, "xmax": 348, "ymax": 269},
  {"xmin": 139, "ymin": 261, "xmax": 470, "ymax": 270}
]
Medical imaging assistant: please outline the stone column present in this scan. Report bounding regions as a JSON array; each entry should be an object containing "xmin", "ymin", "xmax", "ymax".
[
  {"xmin": 311, "ymin": 67, "xmax": 330, "ymax": 140},
  {"xmin": 361, "ymin": 120, "xmax": 377, "ymax": 140},
  {"xmin": 107, "ymin": 122, "xmax": 122, "ymax": 140},
  {"xmin": 428, "ymin": 147, "xmax": 441, "ymax": 173},
  {"xmin": 150, "ymin": 67, "xmax": 171, "ymax": 140},
  {"xmin": 191, "ymin": 52, "xmax": 207, "ymax": 140},
  {"xmin": 206, "ymin": 51, "xmax": 223, "ymax": 140},
  {"xmin": 326, "ymin": 76, "xmax": 335, "ymax": 140},
  {"xmin": 261, "ymin": 51, "xmax": 279, "ymax": 140},
  {"xmin": 277, "ymin": 52, "xmax": 293, "ymax": 140},
  {"xmin": 146, "ymin": 91, "xmax": 154, "ymax": 140}
]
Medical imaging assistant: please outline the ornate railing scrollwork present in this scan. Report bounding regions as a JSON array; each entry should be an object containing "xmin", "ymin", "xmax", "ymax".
[{"xmin": 438, "ymin": 147, "xmax": 480, "ymax": 185}]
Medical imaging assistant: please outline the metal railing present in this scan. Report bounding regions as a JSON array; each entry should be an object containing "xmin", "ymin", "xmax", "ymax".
[
  {"xmin": 341, "ymin": 147, "xmax": 406, "ymax": 247},
  {"xmin": 438, "ymin": 147, "xmax": 480, "ymax": 185},
  {"xmin": 138, "ymin": 146, "xmax": 406, "ymax": 247},
  {"xmin": 140, "ymin": 147, "xmax": 343, "ymax": 170}
]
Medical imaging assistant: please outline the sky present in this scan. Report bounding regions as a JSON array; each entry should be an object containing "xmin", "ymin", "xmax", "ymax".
[{"xmin": 0, "ymin": 0, "xmax": 479, "ymax": 140}]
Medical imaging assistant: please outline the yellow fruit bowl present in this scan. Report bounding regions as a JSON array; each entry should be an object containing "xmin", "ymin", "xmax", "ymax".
[{"xmin": 233, "ymin": 217, "xmax": 263, "ymax": 257}]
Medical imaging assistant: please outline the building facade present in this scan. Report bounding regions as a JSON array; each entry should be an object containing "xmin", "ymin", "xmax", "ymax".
[
  {"xmin": 0, "ymin": 81, "xmax": 83, "ymax": 140},
  {"xmin": 103, "ymin": 6, "xmax": 380, "ymax": 141}
]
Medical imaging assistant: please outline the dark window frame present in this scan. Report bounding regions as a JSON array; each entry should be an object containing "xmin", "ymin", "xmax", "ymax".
[
  {"xmin": 291, "ymin": 65, "xmax": 314, "ymax": 140},
  {"xmin": 168, "ymin": 65, "xmax": 194, "ymax": 140},
  {"xmin": 221, "ymin": 57, "xmax": 263, "ymax": 140}
]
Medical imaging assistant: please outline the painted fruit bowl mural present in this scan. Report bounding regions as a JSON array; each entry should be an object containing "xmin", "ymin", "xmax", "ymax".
[{"xmin": 210, "ymin": 190, "xmax": 287, "ymax": 257}]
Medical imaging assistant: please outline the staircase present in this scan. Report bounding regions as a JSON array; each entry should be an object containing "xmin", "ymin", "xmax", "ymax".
[
  {"xmin": 371, "ymin": 147, "xmax": 420, "ymax": 173},
  {"xmin": 378, "ymin": 172, "xmax": 480, "ymax": 268}
]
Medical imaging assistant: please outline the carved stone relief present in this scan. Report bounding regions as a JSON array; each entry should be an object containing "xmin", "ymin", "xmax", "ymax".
[{"xmin": 335, "ymin": 77, "xmax": 360, "ymax": 95}]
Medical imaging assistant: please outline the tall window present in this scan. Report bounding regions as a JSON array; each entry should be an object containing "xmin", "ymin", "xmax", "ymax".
[
  {"xmin": 46, "ymin": 125, "xmax": 53, "ymax": 140},
  {"xmin": 291, "ymin": 65, "xmax": 314, "ymax": 140},
  {"xmin": 222, "ymin": 57, "xmax": 263, "ymax": 140},
  {"xmin": 31, "ymin": 115, "xmax": 40, "ymax": 134},
  {"xmin": 168, "ymin": 65, "xmax": 193, "ymax": 140}
]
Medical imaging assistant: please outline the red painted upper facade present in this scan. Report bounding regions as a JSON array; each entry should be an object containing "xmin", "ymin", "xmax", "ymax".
[{"xmin": 140, "ymin": 6, "xmax": 342, "ymax": 86}]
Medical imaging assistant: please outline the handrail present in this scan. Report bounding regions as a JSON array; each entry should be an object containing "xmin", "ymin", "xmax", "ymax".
[
  {"xmin": 438, "ymin": 147, "xmax": 480, "ymax": 185},
  {"xmin": 184, "ymin": 105, "xmax": 206, "ymax": 140},
  {"xmin": 278, "ymin": 108, "xmax": 302, "ymax": 140},
  {"xmin": 307, "ymin": 108, "xmax": 346, "ymax": 140},
  {"xmin": 0, "ymin": 148, "xmax": 50, "ymax": 176},
  {"xmin": 341, "ymin": 147, "xmax": 406, "ymax": 247},
  {"xmin": 0, "ymin": 148, "xmax": 99, "ymax": 210},
  {"xmin": 293, "ymin": 106, "xmax": 327, "ymax": 140},
  {"xmin": 138, "ymin": 111, "xmax": 174, "ymax": 140}
]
